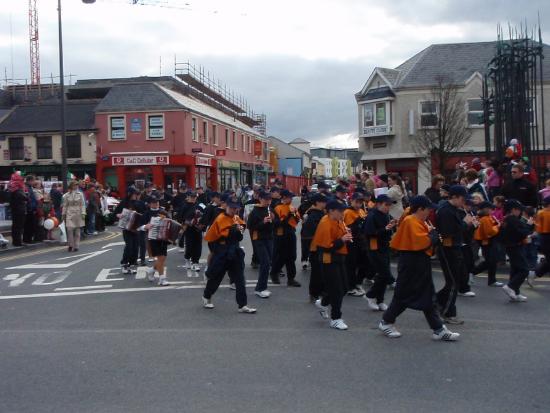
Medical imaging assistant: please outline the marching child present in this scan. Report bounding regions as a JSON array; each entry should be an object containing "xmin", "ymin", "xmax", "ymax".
[
  {"xmin": 343, "ymin": 192, "xmax": 367, "ymax": 297},
  {"xmin": 311, "ymin": 200, "xmax": 353, "ymax": 330},
  {"xmin": 535, "ymin": 196, "xmax": 550, "ymax": 279},
  {"xmin": 472, "ymin": 201, "xmax": 503, "ymax": 286},
  {"xmin": 379, "ymin": 196, "xmax": 460, "ymax": 341},
  {"xmin": 500, "ymin": 200, "xmax": 533, "ymax": 302},
  {"xmin": 303, "ymin": 193, "xmax": 328, "ymax": 301},
  {"xmin": 144, "ymin": 207, "xmax": 172, "ymax": 286}
]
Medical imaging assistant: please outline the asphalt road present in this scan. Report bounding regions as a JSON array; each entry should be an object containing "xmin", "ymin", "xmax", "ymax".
[{"xmin": 0, "ymin": 229, "xmax": 549, "ymax": 413}]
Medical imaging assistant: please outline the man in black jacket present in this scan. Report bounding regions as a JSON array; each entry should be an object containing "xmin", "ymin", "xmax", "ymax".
[
  {"xmin": 179, "ymin": 191, "xmax": 204, "ymax": 271},
  {"xmin": 247, "ymin": 191, "xmax": 275, "ymax": 298},
  {"xmin": 424, "ymin": 175, "xmax": 445, "ymax": 204},
  {"xmin": 501, "ymin": 164, "xmax": 538, "ymax": 208},
  {"xmin": 435, "ymin": 185, "xmax": 475, "ymax": 325},
  {"xmin": 364, "ymin": 194, "xmax": 397, "ymax": 311}
]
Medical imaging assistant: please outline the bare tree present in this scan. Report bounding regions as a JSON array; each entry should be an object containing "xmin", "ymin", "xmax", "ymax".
[{"xmin": 414, "ymin": 76, "xmax": 472, "ymax": 177}]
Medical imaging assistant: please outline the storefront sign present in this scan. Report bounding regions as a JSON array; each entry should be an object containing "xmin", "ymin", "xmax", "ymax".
[
  {"xmin": 130, "ymin": 117, "xmax": 142, "ymax": 133},
  {"xmin": 191, "ymin": 148, "xmax": 203, "ymax": 153},
  {"xmin": 215, "ymin": 149, "xmax": 226, "ymax": 157},
  {"xmin": 254, "ymin": 140, "xmax": 263, "ymax": 156},
  {"xmin": 255, "ymin": 164, "xmax": 269, "ymax": 172},
  {"xmin": 195, "ymin": 156, "xmax": 212, "ymax": 167},
  {"xmin": 111, "ymin": 155, "xmax": 169, "ymax": 166},
  {"xmin": 219, "ymin": 160, "xmax": 240, "ymax": 169},
  {"xmin": 240, "ymin": 163, "xmax": 253, "ymax": 170}
]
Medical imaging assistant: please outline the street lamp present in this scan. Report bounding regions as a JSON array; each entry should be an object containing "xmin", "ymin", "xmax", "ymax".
[{"xmin": 58, "ymin": 0, "xmax": 96, "ymax": 191}]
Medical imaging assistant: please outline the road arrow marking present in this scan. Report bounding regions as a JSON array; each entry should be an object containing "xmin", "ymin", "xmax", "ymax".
[{"xmin": 102, "ymin": 242, "xmax": 126, "ymax": 249}]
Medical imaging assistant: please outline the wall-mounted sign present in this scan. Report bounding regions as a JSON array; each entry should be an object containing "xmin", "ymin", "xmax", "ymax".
[
  {"xmin": 254, "ymin": 140, "xmax": 263, "ymax": 156},
  {"xmin": 191, "ymin": 148, "xmax": 203, "ymax": 153},
  {"xmin": 363, "ymin": 125, "xmax": 392, "ymax": 136},
  {"xmin": 195, "ymin": 156, "xmax": 212, "ymax": 167},
  {"xmin": 215, "ymin": 149, "xmax": 226, "ymax": 157},
  {"xmin": 112, "ymin": 155, "xmax": 169, "ymax": 166},
  {"xmin": 130, "ymin": 117, "xmax": 142, "ymax": 133}
]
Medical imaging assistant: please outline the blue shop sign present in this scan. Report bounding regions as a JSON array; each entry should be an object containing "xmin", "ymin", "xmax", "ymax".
[{"xmin": 130, "ymin": 117, "xmax": 142, "ymax": 133}]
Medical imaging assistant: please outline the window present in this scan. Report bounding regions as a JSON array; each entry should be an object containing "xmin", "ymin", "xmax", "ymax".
[
  {"xmin": 225, "ymin": 129, "xmax": 230, "ymax": 148},
  {"xmin": 248, "ymin": 136, "xmax": 252, "ymax": 153},
  {"xmin": 67, "ymin": 134, "xmax": 82, "ymax": 159},
  {"xmin": 242, "ymin": 134, "xmax": 246, "ymax": 152},
  {"xmin": 148, "ymin": 114, "xmax": 164, "ymax": 139},
  {"xmin": 203, "ymin": 121, "xmax": 208, "ymax": 143},
  {"xmin": 212, "ymin": 124, "xmax": 218, "ymax": 146},
  {"xmin": 191, "ymin": 118, "xmax": 198, "ymax": 142},
  {"xmin": 420, "ymin": 101, "xmax": 439, "ymax": 127},
  {"xmin": 363, "ymin": 104, "xmax": 374, "ymax": 127},
  {"xmin": 36, "ymin": 136, "xmax": 52, "ymax": 159},
  {"xmin": 467, "ymin": 99, "xmax": 484, "ymax": 126},
  {"xmin": 9, "ymin": 137, "xmax": 24, "ymax": 160},
  {"xmin": 263, "ymin": 142, "xmax": 268, "ymax": 161},
  {"xmin": 375, "ymin": 102, "xmax": 386, "ymax": 126},
  {"xmin": 110, "ymin": 116, "xmax": 126, "ymax": 140},
  {"xmin": 232, "ymin": 131, "xmax": 237, "ymax": 150}
]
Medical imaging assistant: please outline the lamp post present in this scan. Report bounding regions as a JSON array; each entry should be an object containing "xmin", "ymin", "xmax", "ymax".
[{"xmin": 58, "ymin": 0, "xmax": 96, "ymax": 191}]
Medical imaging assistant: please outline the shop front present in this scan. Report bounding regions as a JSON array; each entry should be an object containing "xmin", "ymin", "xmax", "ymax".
[
  {"xmin": 0, "ymin": 164, "xmax": 95, "ymax": 182},
  {"xmin": 254, "ymin": 164, "xmax": 269, "ymax": 186},
  {"xmin": 195, "ymin": 154, "xmax": 216, "ymax": 189},
  {"xmin": 240, "ymin": 163, "xmax": 253, "ymax": 187},
  {"xmin": 218, "ymin": 160, "xmax": 240, "ymax": 191}
]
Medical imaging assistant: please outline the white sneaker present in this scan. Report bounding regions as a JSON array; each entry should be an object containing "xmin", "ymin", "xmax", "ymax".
[
  {"xmin": 378, "ymin": 321, "xmax": 401, "ymax": 338},
  {"xmin": 458, "ymin": 291, "xmax": 476, "ymax": 297},
  {"xmin": 355, "ymin": 286, "xmax": 366, "ymax": 295},
  {"xmin": 527, "ymin": 271, "xmax": 536, "ymax": 288},
  {"xmin": 182, "ymin": 259, "xmax": 190, "ymax": 269},
  {"xmin": 502, "ymin": 284, "xmax": 517, "ymax": 301},
  {"xmin": 158, "ymin": 277, "xmax": 170, "ymax": 286},
  {"xmin": 515, "ymin": 294, "xmax": 528, "ymax": 302},
  {"xmin": 378, "ymin": 302, "xmax": 388, "ymax": 311},
  {"xmin": 330, "ymin": 319, "xmax": 348, "ymax": 330},
  {"xmin": 365, "ymin": 296, "xmax": 380, "ymax": 311},
  {"xmin": 147, "ymin": 257, "xmax": 155, "ymax": 263},
  {"xmin": 146, "ymin": 268, "xmax": 155, "ymax": 282},
  {"xmin": 489, "ymin": 281, "xmax": 504, "ymax": 287},
  {"xmin": 254, "ymin": 290, "xmax": 271, "ymax": 299},
  {"xmin": 178, "ymin": 248, "xmax": 185, "ymax": 253},
  {"xmin": 315, "ymin": 299, "xmax": 329, "ymax": 319},
  {"xmin": 302, "ymin": 262, "xmax": 308, "ymax": 270},
  {"xmin": 202, "ymin": 297, "xmax": 214, "ymax": 309},
  {"xmin": 121, "ymin": 266, "xmax": 131, "ymax": 274},
  {"xmin": 238, "ymin": 305, "xmax": 257, "ymax": 314},
  {"xmin": 432, "ymin": 326, "xmax": 460, "ymax": 341},
  {"xmin": 347, "ymin": 289, "xmax": 364, "ymax": 297},
  {"xmin": 191, "ymin": 264, "xmax": 201, "ymax": 272},
  {"xmin": 229, "ymin": 283, "xmax": 236, "ymax": 290}
]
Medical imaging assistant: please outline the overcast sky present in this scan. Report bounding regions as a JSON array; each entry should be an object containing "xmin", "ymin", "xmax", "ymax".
[{"xmin": 1, "ymin": 0, "xmax": 550, "ymax": 147}]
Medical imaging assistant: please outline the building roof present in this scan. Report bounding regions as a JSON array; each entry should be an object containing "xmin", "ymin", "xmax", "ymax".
[
  {"xmin": 269, "ymin": 136, "xmax": 311, "ymax": 159},
  {"xmin": 0, "ymin": 101, "xmax": 98, "ymax": 134},
  {"xmin": 95, "ymin": 83, "xmax": 182, "ymax": 113},
  {"xmin": 159, "ymin": 85, "xmax": 261, "ymax": 136},
  {"xmin": 288, "ymin": 137, "xmax": 310, "ymax": 144},
  {"xmin": 359, "ymin": 41, "xmax": 550, "ymax": 95}
]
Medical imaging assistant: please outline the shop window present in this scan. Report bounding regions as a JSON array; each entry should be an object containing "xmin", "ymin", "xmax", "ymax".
[
  {"xmin": 191, "ymin": 117, "xmax": 198, "ymax": 142},
  {"xmin": 148, "ymin": 114, "xmax": 164, "ymax": 139},
  {"xmin": 9, "ymin": 137, "xmax": 24, "ymax": 160},
  {"xmin": 203, "ymin": 121, "xmax": 208, "ymax": 143},
  {"xmin": 36, "ymin": 136, "xmax": 52, "ymax": 159},
  {"xmin": 110, "ymin": 116, "xmax": 126, "ymax": 140},
  {"xmin": 67, "ymin": 134, "xmax": 82, "ymax": 159}
]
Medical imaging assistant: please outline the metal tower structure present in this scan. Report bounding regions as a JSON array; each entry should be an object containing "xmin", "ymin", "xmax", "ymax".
[{"xmin": 29, "ymin": 0, "xmax": 41, "ymax": 85}]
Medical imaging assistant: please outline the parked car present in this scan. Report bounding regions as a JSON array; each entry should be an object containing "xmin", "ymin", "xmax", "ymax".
[{"xmin": 310, "ymin": 184, "xmax": 319, "ymax": 192}]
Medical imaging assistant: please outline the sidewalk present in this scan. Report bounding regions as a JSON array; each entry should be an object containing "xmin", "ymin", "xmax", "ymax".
[{"xmin": 0, "ymin": 228, "xmax": 119, "ymax": 255}]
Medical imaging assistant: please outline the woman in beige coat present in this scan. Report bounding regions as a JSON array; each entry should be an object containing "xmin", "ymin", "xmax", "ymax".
[
  {"xmin": 387, "ymin": 174, "xmax": 405, "ymax": 220},
  {"xmin": 62, "ymin": 181, "xmax": 86, "ymax": 251}
]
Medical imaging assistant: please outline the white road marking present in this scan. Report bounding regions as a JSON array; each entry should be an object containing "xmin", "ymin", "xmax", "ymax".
[
  {"xmin": 55, "ymin": 285, "xmax": 113, "ymax": 291},
  {"xmin": 102, "ymin": 242, "xmax": 126, "ymax": 249},
  {"xmin": 3, "ymin": 274, "xmax": 20, "ymax": 281},
  {"xmin": 95, "ymin": 268, "xmax": 124, "ymax": 282},
  {"xmin": 32, "ymin": 271, "xmax": 71, "ymax": 286},
  {"xmin": 0, "ymin": 282, "xmax": 277, "ymax": 300},
  {"xmin": 6, "ymin": 250, "xmax": 111, "ymax": 270},
  {"xmin": 8, "ymin": 273, "xmax": 36, "ymax": 287}
]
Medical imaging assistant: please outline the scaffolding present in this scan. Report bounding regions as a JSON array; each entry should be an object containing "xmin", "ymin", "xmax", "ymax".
[{"xmin": 174, "ymin": 61, "xmax": 267, "ymax": 135}]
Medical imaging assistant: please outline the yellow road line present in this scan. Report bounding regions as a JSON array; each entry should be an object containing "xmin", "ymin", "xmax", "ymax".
[{"xmin": 0, "ymin": 231, "xmax": 121, "ymax": 263}]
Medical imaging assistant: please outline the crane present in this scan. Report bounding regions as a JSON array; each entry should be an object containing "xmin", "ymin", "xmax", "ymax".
[{"xmin": 29, "ymin": 0, "xmax": 40, "ymax": 85}]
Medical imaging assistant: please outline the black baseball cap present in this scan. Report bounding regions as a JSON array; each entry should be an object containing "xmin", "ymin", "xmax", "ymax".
[
  {"xmin": 280, "ymin": 189, "xmax": 295, "ymax": 198},
  {"xmin": 335, "ymin": 185, "xmax": 346, "ymax": 193},
  {"xmin": 227, "ymin": 200, "xmax": 241, "ymax": 209},
  {"xmin": 317, "ymin": 182, "xmax": 329, "ymax": 189},
  {"xmin": 351, "ymin": 192, "xmax": 365, "ymax": 201},
  {"xmin": 310, "ymin": 193, "xmax": 328, "ymax": 204},
  {"xmin": 409, "ymin": 195, "xmax": 437, "ymax": 209},
  {"xmin": 504, "ymin": 199, "xmax": 524, "ymax": 213},
  {"xmin": 375, "ymin": 194, "xmax": 396, "ymax": 204},
  {"xmin": 270, "ymin": 186, "xmax": 281, "ymax": 193},
  {"xmin": 258, "ymin": 191, "xmax": 272, "ymax": 200},
  {"xmin": 449, "ymin": 185, "xmax": 469, "ymax": 198},
  {"xmin": 478, "ymin": 201, "xmax": 495, "ymax": 209},
  {"xmin": 210, "ymin": 191, "xmax": 221, "ymax": 199},
  {"xmin": 326, "ymin": 200, "xmax": 346, "ymax": 211}
]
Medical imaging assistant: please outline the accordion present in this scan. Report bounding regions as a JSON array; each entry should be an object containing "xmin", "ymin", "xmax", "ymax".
[
  {"xmin": 118, "ymin": 208, "xmax": 142, "ymax": 232},
  {"xmin": 149, "ymin": 217, "xmax": 182, "ymax": 242}
]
